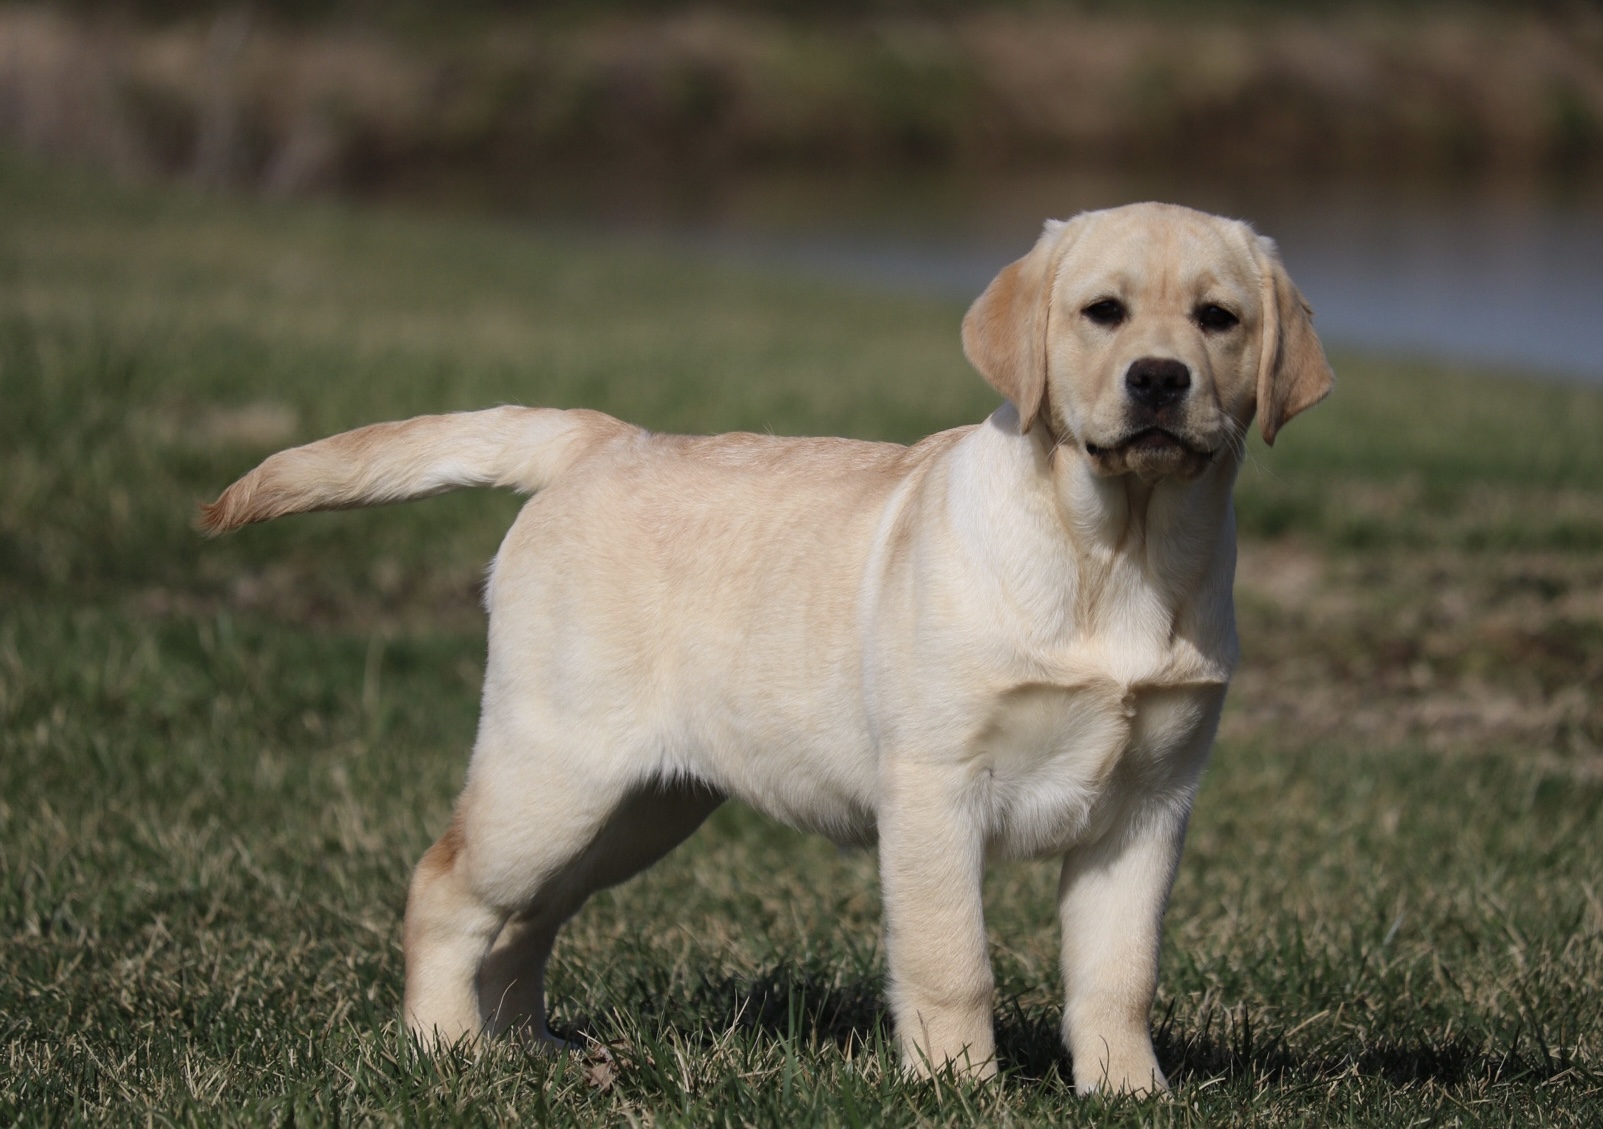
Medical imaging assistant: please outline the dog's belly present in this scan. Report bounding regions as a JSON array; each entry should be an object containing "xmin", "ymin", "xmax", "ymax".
[
  {"xmin": 976, "ymin": 676, "xmax": 1226, "ymax": 860},
  {"xmin": 691, "ymin": 673, "xmax": 1227, "ymax": 859},
  {"xmin": 685, "ymin": 692, "xmax": 883, "ymax": 847}
]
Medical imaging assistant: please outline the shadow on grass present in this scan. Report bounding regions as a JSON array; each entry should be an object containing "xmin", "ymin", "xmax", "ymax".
[
  {"xmin": 1157, "ymin": 1004, "xmax": 1581, "ymax": 1092},
  {"xmin": 553, "ymin": 955, "xmax": 1588, "ymax": 1104},
  {"xmin": 699, "ymin": 966, "xmax": 888, "ymax": 1049},
  {"xmin": 564, "ymin": 965, "xmax": 1585, "ymax": 1098},
  {"xmin": 563, "ymin": 964, "xmax": 1079, "ymax": 1083}
]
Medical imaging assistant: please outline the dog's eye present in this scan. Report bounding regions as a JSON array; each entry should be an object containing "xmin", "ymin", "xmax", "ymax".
[
  {"xmin": 1083, "ymin": 299, "xmax": 1127, "ymax": 327},
  {"xmin": 1196, "ymin": 304, "xmax": 1239, "ymax": 332}
]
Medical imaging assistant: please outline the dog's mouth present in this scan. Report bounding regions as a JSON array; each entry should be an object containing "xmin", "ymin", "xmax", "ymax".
[
  {"xmin": 1080, "ymin": 427, "xmax": 1218, "ymax": 482},
  {"xmin": 1084, "ymin": 428, "xmax": 1212, "ymax": 460}
]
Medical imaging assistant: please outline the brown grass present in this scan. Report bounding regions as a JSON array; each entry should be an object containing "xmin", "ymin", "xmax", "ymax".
[{"xmin": 1230, "ymin": 541, "xmax": 1603, "ymax": 771}]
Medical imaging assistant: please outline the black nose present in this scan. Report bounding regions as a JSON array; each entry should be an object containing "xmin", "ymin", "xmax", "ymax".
[{"xmin": 1125, "ymin": 358, "xmax": 1192, "ymax": 410}]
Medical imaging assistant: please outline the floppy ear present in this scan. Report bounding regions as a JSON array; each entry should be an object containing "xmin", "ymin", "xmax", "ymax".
[
  {"xmin": 962, "ymin": 220, "xmax": 1068, "ymax": 434},
  {"xmin": 1254, "ymin": 236, "xmax": 1334, "ymax": 445}
]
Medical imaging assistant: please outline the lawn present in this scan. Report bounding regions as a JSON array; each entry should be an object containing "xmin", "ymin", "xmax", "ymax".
[{"xmin": 1, "ymin": 155, "xmax": 1600, "ymax": 1125}]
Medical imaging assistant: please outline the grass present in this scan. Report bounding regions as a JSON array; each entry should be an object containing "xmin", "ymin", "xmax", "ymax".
[{"xmin": 1, "ymin": 153, "xmax": 1600, "ymax": 1125}]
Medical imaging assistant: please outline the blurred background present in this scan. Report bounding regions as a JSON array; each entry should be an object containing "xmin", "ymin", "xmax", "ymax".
[{"xmin": 3, "ymin": 0, "xmax": 1602, "ymax": 380}]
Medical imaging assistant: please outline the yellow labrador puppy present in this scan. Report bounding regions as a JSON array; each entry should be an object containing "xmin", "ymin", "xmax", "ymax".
[{"xmin": 202, "ymin": 202, "xmax": 1331, "ymax": 1095}]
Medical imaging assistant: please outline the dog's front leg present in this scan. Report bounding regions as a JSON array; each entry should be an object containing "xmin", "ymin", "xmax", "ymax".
[
  {"xmin": 1057, "ymin": 799, "xmax": 1191, "ymax": 1096},
  {"xmin": 879, "ymin": 761, "xmax": 995, "ymax": 1079}
]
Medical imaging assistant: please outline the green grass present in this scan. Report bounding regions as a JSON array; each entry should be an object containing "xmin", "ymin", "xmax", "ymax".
[{"xmin": 2, "ymin": 154, "xmax": 1600, "ymax": 1125}]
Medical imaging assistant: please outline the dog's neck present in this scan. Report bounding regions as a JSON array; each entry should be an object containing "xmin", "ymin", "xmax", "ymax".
[
  {"xmin": 1023, "ymin": 412, "xmax": 1237, "ymax": 553},
  {"xmin": 1046, "ymin": 435, "xmax": 1241, "ymax": 679},
  {"xmin": 948, "ymin": 412, "xmax": 1239, "ymax": 676},
  {"xmin": 1049, "ymin": 443, "xmax": 1239, "ymax": 562}
]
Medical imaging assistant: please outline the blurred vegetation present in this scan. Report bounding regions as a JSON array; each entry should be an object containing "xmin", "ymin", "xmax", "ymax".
[
  {"xmin": 2, "ymin": 0, "xmax": 1600, "ymax": 200},
  {"xmin": 37, "ymin": 0, "xmax": 1587, "ymax": 23}
]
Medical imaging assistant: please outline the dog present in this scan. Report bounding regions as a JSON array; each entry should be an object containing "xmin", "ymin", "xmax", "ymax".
[{"xmin": 201, "ymin": 202, "xmax": 1332, "ymax": 1095}]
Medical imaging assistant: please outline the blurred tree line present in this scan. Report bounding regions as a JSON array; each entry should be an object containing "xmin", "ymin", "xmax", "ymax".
[
  {"xmin": 32, "ymin": 0, "xmax": 1588, "ymax": 24},
  {"xmin": 3, "ymin": 0, "xmax": 1599, "ymax": 195}
]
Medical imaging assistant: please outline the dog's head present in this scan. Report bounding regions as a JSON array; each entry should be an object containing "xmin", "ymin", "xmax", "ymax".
[{"xmin": 962, "ymin": 202, "xmax": 1333, "ymax": 481}]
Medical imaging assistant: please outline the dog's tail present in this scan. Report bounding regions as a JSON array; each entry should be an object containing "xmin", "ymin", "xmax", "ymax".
[{"xmin": 198, "ymin": 406, "xmax": 630, "ymax": 535}]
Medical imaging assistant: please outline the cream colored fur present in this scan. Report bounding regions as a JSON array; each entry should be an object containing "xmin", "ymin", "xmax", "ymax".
[{"xmin": 201, "ymin": 202, "xmax": 1332, "ymax": 1096}]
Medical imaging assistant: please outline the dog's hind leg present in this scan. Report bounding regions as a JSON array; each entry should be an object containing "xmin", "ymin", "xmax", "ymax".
[
  {"xmin": 400, "ymin": 720, "xmax": 625, "ymax": 1047},
  {"xmin": 402, "ymin": 773, "xmax": 724, "ymax": 1048},
  {"xmin": 475, "ymin": 779, "xmax": 725, "ymax": 1042},
  {"xmin": 401, "ymin": 812, "xmax": 509, "ymax": 1048}
]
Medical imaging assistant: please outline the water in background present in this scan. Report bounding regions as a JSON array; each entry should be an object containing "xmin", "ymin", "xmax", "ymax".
[{"xmin": 497, "ymin": 168, "xmax": 1603, "ymax": 385}]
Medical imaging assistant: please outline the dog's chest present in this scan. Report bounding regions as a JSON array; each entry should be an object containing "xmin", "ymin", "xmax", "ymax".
[{"xmin": 975, "ymin": 660, "xmax": 1226, "ymax": 859}]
